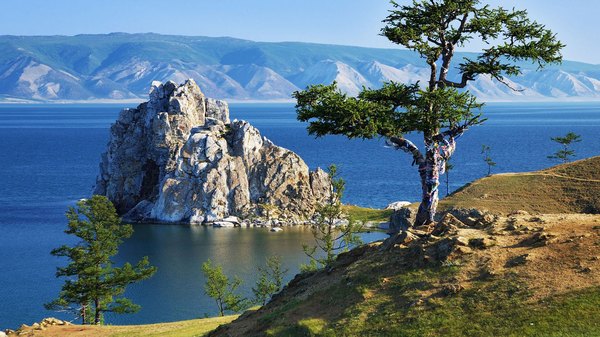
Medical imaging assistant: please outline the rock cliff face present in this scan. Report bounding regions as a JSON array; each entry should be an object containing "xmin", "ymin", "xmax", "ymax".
[{"xmin": 94, "ymin": 79, "xmax": 330, "ymax": 224}]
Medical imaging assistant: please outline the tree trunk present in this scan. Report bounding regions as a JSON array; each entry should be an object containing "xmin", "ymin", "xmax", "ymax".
[
  {"xmin": 94, "ymin": 298, "xmax": 101, "ymax": 325},
  {"xmin": 81, "ymin": 303, "xmax": 87, "ymax": 325},
  {"xmin": 414, "ymin": 145, "xmax": 440, "ymax": 227}
]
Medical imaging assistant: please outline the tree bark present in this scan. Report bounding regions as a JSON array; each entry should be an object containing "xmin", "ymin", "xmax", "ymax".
[
  {"xmin": 414, "ymin": 143, "xmax": 440, "ymax": 227},
  {"xmin": 81, "ymin": 303, "xmax": 87, "ymax": 325},
  {"xmin": 94, "ymin": 298, "xmax": 101, "ymax": 325}
]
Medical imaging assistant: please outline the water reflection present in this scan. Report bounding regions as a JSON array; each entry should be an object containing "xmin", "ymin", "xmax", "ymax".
[{"xmin": 109, "ymin": 225, "xmax": 387, "ymax": 324}]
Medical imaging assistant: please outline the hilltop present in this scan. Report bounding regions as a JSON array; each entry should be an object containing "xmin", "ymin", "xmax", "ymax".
[
  {"xmin": 3, "ymin": 33, "xmax": 600, "ymax": 102},
  {"xmin": 440, "ymin": 156, "xmax": 600, "ymax": 214}
]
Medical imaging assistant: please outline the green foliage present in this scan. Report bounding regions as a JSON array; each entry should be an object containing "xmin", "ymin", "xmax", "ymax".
[
  {"xmin": 294, "ymin": 0, "xmax": 563, "ymax": 226},
  {"xmin": 548, "ymin": 132, "xmax": 582, "ymax": 163},
  {"xmin": 253, "ymin": 256, "xmax": 289, "ymax": 306},
  {"xmin": 302, "ymin": 165, "xmax": 362, "ymax": 271},
  {"xmin": 202, "ymin": 259, "xmax": 249, "ymax": 316},
  {"xmin": 481, "ymin": 144, "xmax": 496, "ymax": 176},
  {"xmin": 382, "ymin": 0, "xmax": 564, "ymax": 85},
  {"xmin": 295, "ymin": 82, "xmax": 482, "ymax": 139},
  {"xmin": 45, "ymin": 195, "xmax": 157, "ymax": 325},
  {"xmin": 258, "ymin": 203, "xmax": 280, "ymax": 220}
]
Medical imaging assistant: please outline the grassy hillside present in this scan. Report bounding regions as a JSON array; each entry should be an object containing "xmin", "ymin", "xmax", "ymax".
[
  {"xmin": 207, "ymin": 158, "xmax": 600, "ymax": 336},
  {"xmin": 208, "ymin": 211, "xmax": 600, "ymax": 336},
  {"xmin": 440, "ymin": 156, "xmax": 600, "ymax": 214}
]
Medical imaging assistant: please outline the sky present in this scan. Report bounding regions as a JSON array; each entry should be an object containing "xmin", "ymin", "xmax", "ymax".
[{"xmin": 0, "ymin": 0, "xmax": 598, "ymax": 64}]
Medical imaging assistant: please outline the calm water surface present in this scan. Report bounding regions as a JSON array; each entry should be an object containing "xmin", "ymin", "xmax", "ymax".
[{"xmin": 1, "ymin": 102, "xmax": 600, "ymax": 328}]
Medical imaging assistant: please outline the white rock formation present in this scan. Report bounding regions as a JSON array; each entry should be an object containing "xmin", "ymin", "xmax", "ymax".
[{"xmin": 94, "ymin": 79, "xmax": 330, "ymax": 224}]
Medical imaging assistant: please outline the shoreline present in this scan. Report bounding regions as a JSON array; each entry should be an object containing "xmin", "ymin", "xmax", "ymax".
[{"xmin": 4, "ymin": 97, "xmax": 600, "ymax": 105}]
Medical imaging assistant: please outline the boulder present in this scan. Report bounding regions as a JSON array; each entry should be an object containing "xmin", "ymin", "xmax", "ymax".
[
  {"xmin": 94, "ymin": 80, "xmax": 330, "ymax": 224},
  {"xmin": 389, "ymin": 204, "xmax": 418, "ymax": 233},
  {"xmin": 212, "ymin": 221, "xmax": 236, "ymax": 228},
  {"xmin": 447, "ymin": 208, "xmax": 497, "ymax": 227},
  {"xmin": 386, "ymin": 201, "xmax": 412, "ymax": 210}
]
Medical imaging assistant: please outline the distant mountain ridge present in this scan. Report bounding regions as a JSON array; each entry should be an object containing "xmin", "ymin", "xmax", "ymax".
[{"xmin": 1, "ymin": 33, "xmax": 600, "ymax": 102}]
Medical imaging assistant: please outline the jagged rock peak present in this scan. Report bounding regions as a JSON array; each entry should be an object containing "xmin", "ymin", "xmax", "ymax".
[{"xmin": 94, "ymin": 79, "xmax": 329, "ymax": 225}]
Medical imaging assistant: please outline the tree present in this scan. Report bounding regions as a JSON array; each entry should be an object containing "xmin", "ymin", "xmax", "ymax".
[
  {"xmin": 45, "ymin": 195, "xmax": 157, "ymax": 325},
  {"xmin": 294, "ymin": 0, "xmax": 563, "ymax": 230},
  {"xmin": 548, "ymin": 132, "xmax": 581, "ymax": 163},
  {"xmin": 252, "ymin": 256, "xmax": 288, "ymax": 306},
  {"xmin": 201, "ymin": 259, "xmax": 248, "ymax": 316},
  {"xmin": 444, "ymin": 158, "xmax": 454, "ymax": 196},
  {"xmin": 302, "ymin": 165, "xmax": 362, "ymax": 271},
  {"xmin": 258, "ymin": 203, "xmax": 279, "ymax": 222},
  {"xmin": 481, "ymin": 144, "xmax": 496, "ymax": 176}
]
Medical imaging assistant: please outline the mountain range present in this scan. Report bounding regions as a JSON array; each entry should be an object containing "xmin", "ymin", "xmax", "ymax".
[{"xmin": 1, "ymin": 33, "xmax": 600, "ymax": 102}]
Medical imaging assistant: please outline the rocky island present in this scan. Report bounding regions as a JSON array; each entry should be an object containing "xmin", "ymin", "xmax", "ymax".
[{"xmin": 94, "ymin": 80, "xmax": 330, "ymax": 225}]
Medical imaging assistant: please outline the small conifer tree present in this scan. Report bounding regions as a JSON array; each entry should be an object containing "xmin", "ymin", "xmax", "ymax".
[
  {"xmin": 46, "ymin": 195, "xmax": 157, "ymax": 325},
  {"xmin": 548, "ymin": 132, "xmax": 581, "ymax": 163}
]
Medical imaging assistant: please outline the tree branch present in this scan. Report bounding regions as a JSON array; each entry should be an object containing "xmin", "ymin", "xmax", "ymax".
[
  {"xmin": 439, "ymin": 72, "xmax": 474, "ymax": 88},
  {"xmin": 453, "ymin": 13, "xmax": 469, "ymax": 44},
  {"xmin": 427, "ymin": 60, "xmax": 437, "ymax": 90},
  {"xmin": 386, "ymin": 137, "xmax": 425, "ymax": 166}
]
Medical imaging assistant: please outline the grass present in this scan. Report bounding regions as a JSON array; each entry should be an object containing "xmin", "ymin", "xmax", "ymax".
[
  {"xmin": 440, "ymin": 156, "xmax": 600, "ymax": 214},
  {"xmin": 261, "ymin": 266, "xmax": 600, "ymax": 337},
  {"xmin": 343, "ymin": 205, "xmax": 393, "ymax": 223},
  {"xmin": 32, "ymin": 315, "xmax": 238, "ymax": 337}
]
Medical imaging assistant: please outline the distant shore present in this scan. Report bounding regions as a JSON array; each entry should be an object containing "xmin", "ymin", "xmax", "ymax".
[
  {"xmin": 4, "ymin": 97, "xmax": 600, "ymax": 105},
  {"xmin": 0, "ymin": 98, "xmax": 297, "ymax": 105}
]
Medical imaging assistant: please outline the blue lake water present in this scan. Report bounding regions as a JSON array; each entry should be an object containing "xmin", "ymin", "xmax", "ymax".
[{"xmin": 1, "ymin": 102, "xmax": 600, "ymax": 328}]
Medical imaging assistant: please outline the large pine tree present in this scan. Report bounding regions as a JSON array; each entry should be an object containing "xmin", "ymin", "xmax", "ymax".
[
  {"xmin": 294, "ymin": 0, "xmax": 563, "ymax": 229},
  {"xmin": 46, "ymin": 195, "xmax": 157, "ymax": 324}
]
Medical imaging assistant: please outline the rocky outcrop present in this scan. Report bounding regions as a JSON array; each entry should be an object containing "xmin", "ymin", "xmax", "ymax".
[{"xmin": 94, "ymin": 79, "xmax": 329, "ymax": 224}]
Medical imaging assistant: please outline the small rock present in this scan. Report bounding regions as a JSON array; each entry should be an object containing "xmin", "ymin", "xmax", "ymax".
[
  {"xmin": 396, "ymin": 230, "xmax": 420, "ymax": 245},
  {"xmin": 440, "ymin": 283, "xmax": 464, "ymax": 296},
  {"xmin": 454, "ymin": 245, "xmax": 473, "ymax": 255},
  {"xmin": 509, "ymin": 210, "xmax": 530, "ymax": 216},
  {"xmin": 480, "ymin": 213, "xmax": 498, "ymax": 226},
  {"xmin": 468, "ymin": 237, "xmax": 495, "ymax": 249},
  {"xmin": 506, "ymin": 254, "xmax": 531, "ymax": 267},
  {"xmin": 432, "ymin": 214, "xmax": 462, "ymax": 236},
  {"xmin": 454, "ymin": 236, "xmax": 470, "ymax": 246},
  {"xmin": 527, "ymin": 216, "xmax": 545, "ymax": 223},
  {"xmin": 520, "ymin": 232, "xmax": 557, "ymax": 247}
]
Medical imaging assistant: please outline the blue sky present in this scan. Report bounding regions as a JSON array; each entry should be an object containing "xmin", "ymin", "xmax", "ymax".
[{"xmin": 1, "ymin": 0, "xmax": 598, "ymax": 64}]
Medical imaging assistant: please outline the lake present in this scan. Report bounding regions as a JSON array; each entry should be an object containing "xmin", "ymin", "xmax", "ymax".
[{"xmin": 1, "ymin": 102, "xmax": 600, "ymax": 328}]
